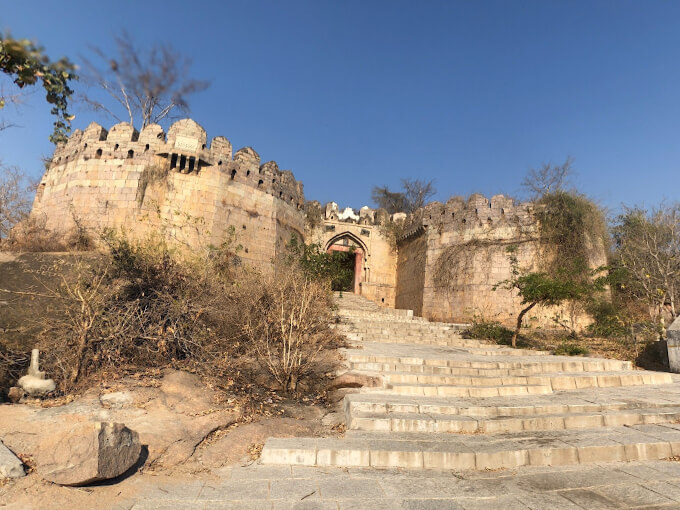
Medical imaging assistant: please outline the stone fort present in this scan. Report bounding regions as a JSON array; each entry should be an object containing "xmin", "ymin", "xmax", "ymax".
[{"xmin": 30, "ymin": 119, "xmax": 605, "ymax": 327}]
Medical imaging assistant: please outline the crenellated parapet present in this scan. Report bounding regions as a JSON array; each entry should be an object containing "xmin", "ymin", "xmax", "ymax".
[
  {"xmin": 397, "ymin": 193, "xmax": 538, "ymax": 242},
  {"xmin": 47, "ymin": 118, "xmax": 305, "ymax": 209}
]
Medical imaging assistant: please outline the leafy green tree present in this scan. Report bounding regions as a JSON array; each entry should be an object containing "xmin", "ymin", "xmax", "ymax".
[
  {"xmin": 0, "ymin": 34, "xmax": 77, "ymax": 143},
  {"xmin": 494, "ymin": 245, "xmax": 607, "ymax": 347}
]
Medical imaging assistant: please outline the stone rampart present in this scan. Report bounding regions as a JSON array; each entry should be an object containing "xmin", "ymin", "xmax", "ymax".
[
  {"xmin": 31, "ymin": 119, "xmax": 305, "ymax": 269},
  {"xmin": 396, "ymin": 194, "xmax": 596, "ymax": 328}
]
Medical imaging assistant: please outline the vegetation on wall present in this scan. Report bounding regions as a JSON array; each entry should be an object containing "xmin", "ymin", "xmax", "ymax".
[{"xmin": 535, "ymin": 190, "xmax": 608, "ymax": 279}]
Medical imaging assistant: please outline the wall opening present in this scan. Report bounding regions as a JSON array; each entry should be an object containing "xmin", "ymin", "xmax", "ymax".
[
  {"xmin": 95, "ymin": 149, "xmax": 102, "ymax": 159},
  {"xmin": 188, "ymin": 157, "xmax": 195, "ymax": 172},
  {"xmin": 179, "ymin": 155, "xmax": 186, "ymax": 171},
  {"xmin": 170, "ymin": 154, "xmax": 178, "ymax": 169},
  {"xmin": 231, "ymin": 169, "xmax": 237, "ymax": 180},
  {"xmin": 127, "ymin": 150, "xmax": 134, "ymax": 159},
  {"xmin": 325, "ymin": 232, "xmax": 368, "ymax": 295}
]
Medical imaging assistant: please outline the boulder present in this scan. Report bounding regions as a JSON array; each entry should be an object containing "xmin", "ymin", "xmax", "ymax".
[
  {"xmin": 38, "ymin": 422, "xmax": 140, "ymax": 486},
  {"xmin": 327, "ymin": 371, "xmax": 382, "ymax": 391},
  {"xmin": 0, "ymin": 439, "xmax": 25, "ymax": 478},
  {"xmin": 7, "ymin": 386, "xmax": 24, "ymax": 403}
]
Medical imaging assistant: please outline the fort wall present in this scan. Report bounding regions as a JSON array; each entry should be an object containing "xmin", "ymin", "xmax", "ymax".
[
  {"xmin": 396, "ymin": 193, "xmax": 599, "ymax": 328},
  {"xmin": 31, "ymin": 119, "xmax": 305, "ymax": 269},
  {"xmin": 30, "ymin": 120, "xmax": 606, "ymax": 328}
]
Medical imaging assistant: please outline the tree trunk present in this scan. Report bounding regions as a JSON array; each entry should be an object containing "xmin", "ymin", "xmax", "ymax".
[{"xmin": 512, "ymin": 302, "xmax": 537, "ymax": 348}]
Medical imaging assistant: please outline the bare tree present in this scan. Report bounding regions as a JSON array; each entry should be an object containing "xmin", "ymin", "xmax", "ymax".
[
  {"xmin": 79, "ymin": 32, "xmax": 210, "ymax": 129},
  {"xmin": 372, "ymin": 178, "xmax": 436, "ymax": 214},
  {"xmin": 612, "ymin": 203, "xmax": 680, "ymax": 322},
  {"xmin": 522, "ymin": 157, "xmax": 574, "ymax": 198},
  {"xmin": 0, "ymin": 163, "xmax": 33, "ymax": 240}
]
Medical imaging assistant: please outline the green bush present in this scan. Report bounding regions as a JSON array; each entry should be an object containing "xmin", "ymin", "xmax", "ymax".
[
  {"xmin": 554, "ymin": 343, "xmax": 589, "ymax": 356},
  {"xmin": 586, "ymin": 301, "xmax": 629, "ymax": 338},
  {"xmin": 463, "ymin": 320, "xmax": 514, "ymax": 345}
]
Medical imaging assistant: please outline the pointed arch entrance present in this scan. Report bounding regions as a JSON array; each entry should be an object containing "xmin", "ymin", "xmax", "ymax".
[{"xmin": 325, "ymin": 232, "xmax": 367, "ymax": 294}]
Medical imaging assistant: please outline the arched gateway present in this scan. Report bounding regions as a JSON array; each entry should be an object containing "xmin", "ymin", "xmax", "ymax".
[{"xmin": 325, "ymin": 232, "xmax": 368, "ymax": 294}]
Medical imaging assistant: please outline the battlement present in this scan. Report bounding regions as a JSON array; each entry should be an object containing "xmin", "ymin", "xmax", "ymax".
[
  {"xmin": 398, "ymin": 193, "xmax": 538, "ymax": 242},
  {"xmin": 48, "ymin": 118, "xmax": 305, "ymax": 209}
]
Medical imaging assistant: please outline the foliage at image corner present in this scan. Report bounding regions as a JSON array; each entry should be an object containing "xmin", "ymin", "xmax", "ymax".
[{"xmin": 0, "ymin": 34, "xmax": 77, "ymax": 144}]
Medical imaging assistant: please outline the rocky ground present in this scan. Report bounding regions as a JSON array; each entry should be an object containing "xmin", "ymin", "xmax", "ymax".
[{"xmin": 0, "ymin": 368, "xmax": 344, "ymax": 508}]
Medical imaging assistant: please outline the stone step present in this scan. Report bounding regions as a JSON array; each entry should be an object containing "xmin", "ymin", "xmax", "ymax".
[
  {"xmin": 381, "ymin": 370, "xmax": 673, "ymax": 389},
  {"xmin": 383, "ymin": 382, "xmax": 554, "ymax": 397},
  {"xmin": 335, "ymin": 320, "xmax": 464, "ymax": 331},
  {"xmin": 348, "ymin": 361, "xmax": 631, "ymax": 376},
  {"xmin": 348, "ymin": 407, "xmax": 680, "ymax": 434},
  {"xmin": 261, "ymin": 424, "xmax": 680, "ymax": 470},
  {"xmin": 345, "ymin": 351, "xmax": 631, "ymax": 371},
  {"xmin": 347, "ymin": 338, "xmax": 488, "ymax": 349},
  {"xmin": 343, "ymin": 385, "xmax": 680, "ymax": 418},
  {"xmin": 345, "ymin": 338, "xmax": 496, "ymax": 349}
]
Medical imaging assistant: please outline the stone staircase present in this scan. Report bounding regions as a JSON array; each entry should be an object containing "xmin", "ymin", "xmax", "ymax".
[{"xmin": 261, "ymin": 293, "xmax": 680, "ymax": 471}]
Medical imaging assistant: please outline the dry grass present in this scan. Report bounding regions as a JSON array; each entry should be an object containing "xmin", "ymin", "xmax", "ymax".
[{"xmin": 516, "ymin": 330, "xmax": 667, "ymax": 370}]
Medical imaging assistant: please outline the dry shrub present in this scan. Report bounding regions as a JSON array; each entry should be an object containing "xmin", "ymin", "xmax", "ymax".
[
  {"xmin": 4, "ymin": 215, "xmax": 67, "ymax": 252},
  {"xmin": 229, "ymin": 268, "xmax": 340, "ymax": 393},
  {"xmin": 3, "ymin": 213, "xmax": 93, "ymax": 252},
  {"xmin": 36, "ymin": 230, "xmax": 341, "ymax": 398},
  {"xmin": 37, "ymin": 232, "xmax": 237, "ymax": 393},
  {"xmin": 0, "ymin": 345, "xmax": 30, "ymax": 399}
]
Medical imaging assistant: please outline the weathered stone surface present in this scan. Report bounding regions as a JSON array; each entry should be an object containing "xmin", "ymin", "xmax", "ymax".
[
  {"xmin": 38, "ymin": 422, "xmax": 140, "ymax": 486},
  {"xmin": 0, "ymin": 439, "xmax": 25, "ymax": 478},
  {"xmin": 100, "ymin": 391, "xmax": 133, "ymax": 408},
  {"xmin": 0, "ymin": 369, "xmax": 241, "ymax": 471}
]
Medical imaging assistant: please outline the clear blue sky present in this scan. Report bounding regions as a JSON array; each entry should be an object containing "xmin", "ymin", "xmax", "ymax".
[{"xmin": 2, "ymin": 0, "xmax": 679, "ymax": 213}]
